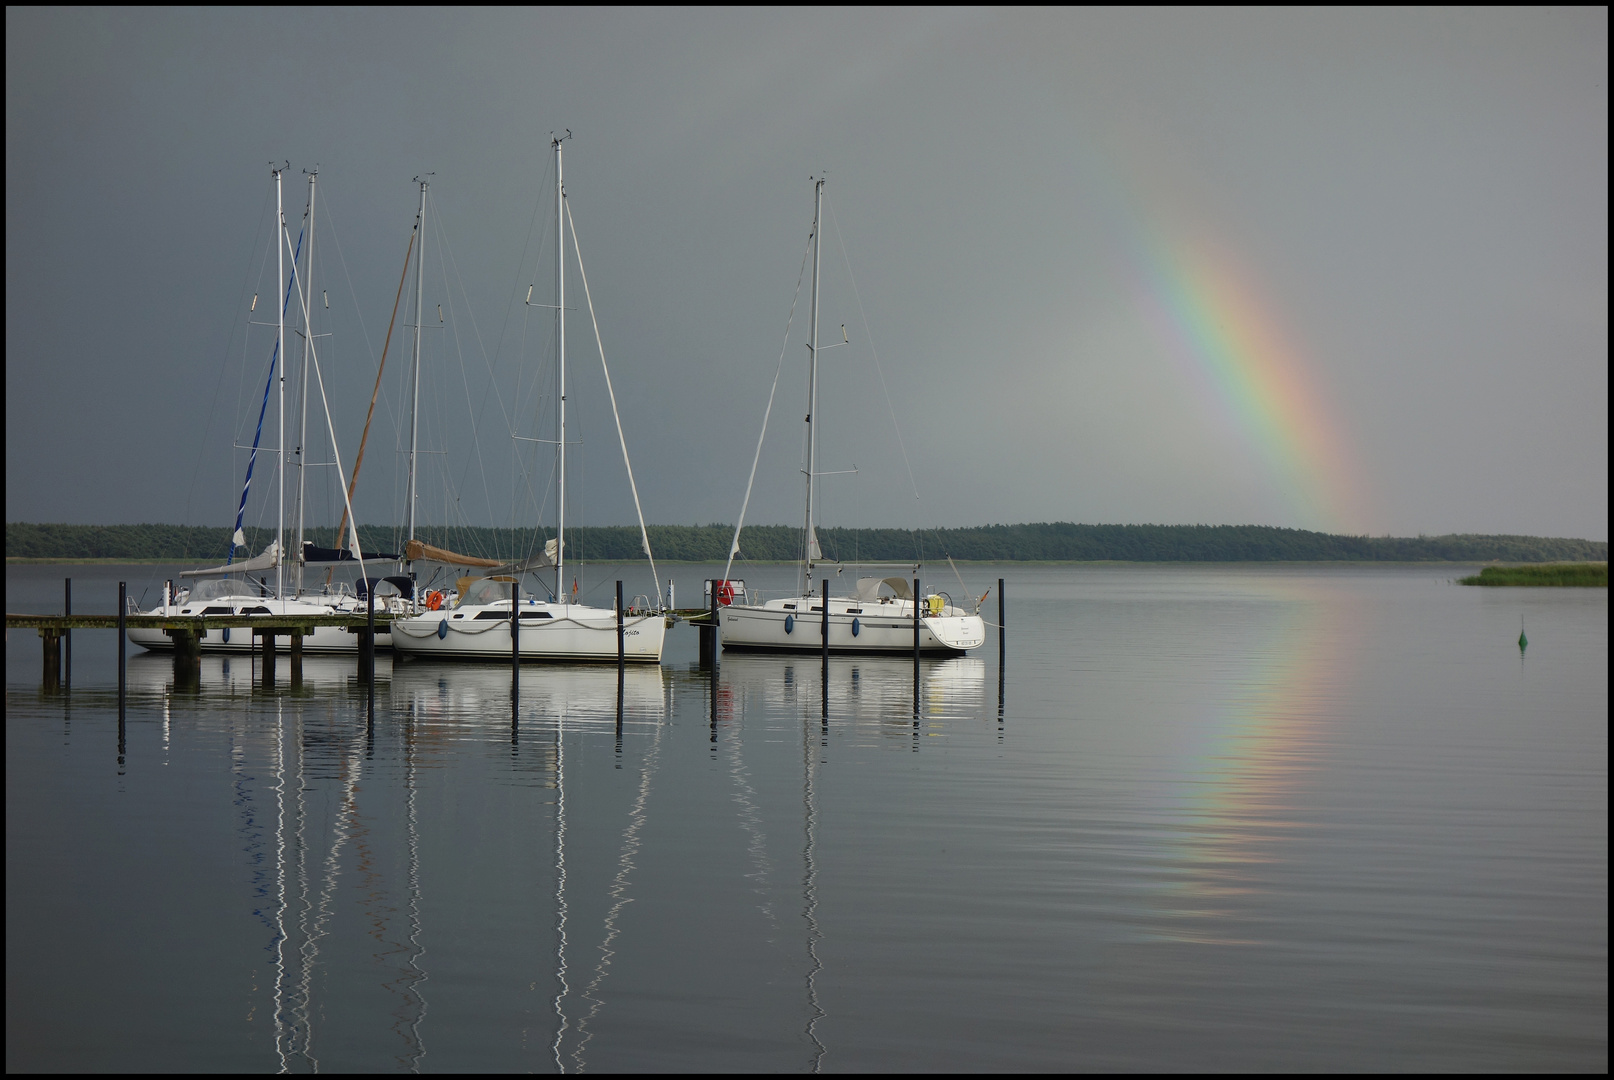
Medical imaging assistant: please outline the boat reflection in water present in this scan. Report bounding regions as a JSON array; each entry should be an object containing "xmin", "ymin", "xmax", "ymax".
[
  {"xmin": 713, "ymin": 654, "xmax": 988, "ymax": 735},
  {"xmin": 389, "ymin": 660, "xmax": 667, "ymax": 728}
]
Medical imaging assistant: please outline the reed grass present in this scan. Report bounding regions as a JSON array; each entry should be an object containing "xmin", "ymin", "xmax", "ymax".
[{"xmin": 1458, "ymin": 563, "xmax": 1607, "ymax": 587}]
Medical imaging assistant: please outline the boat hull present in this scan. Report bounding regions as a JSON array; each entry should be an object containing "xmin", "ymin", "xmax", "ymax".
[
  {"xmin": 718, "ymin": 602, "xmax": 985, "ymax": 656},
  {"xmin": 127, "ymin": 615, "xmax": 392, "ymax": 654},
  {"xmin": 390, "ymin": 606, "xmax": 666, "ymax": 663}
]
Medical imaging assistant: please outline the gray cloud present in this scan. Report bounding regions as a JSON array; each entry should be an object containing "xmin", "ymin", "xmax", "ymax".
[{"xmin": 6, "ymin": 8, "xmax": 1606, "ymax": 540}]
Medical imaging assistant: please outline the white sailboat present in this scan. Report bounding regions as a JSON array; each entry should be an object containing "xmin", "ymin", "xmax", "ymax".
[
  {"xmin": 390, "ymin": 134, "xmax": 666, "ymax": 664},
  {"xmin": 130, "ymin": 166, "xmax": 395, "ymax": 656},
  {"xmin": 717, "ymin": 179, "xmax": 986, "ymax": 657}
]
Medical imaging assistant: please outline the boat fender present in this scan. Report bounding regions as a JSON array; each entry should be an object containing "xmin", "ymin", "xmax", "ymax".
[
  {"xmin": 222, "ymin": 628, "xmax": 230, "ymax": 644},
  {"xmin": 851, "ymin": 617, "xmax": 860, "ymax": 637},
  {"xmin": 784, "ymin": 614, "xmax": 794, "ymax": 634},
  {"xmin": 437, "ymin": 619, "xmax": 449, "ymax": 639}
]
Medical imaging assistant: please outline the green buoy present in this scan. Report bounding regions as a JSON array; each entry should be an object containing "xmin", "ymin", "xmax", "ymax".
[{"xmin": 1519, "ymin": 617, "xmax": 1528, "ymax": 651}]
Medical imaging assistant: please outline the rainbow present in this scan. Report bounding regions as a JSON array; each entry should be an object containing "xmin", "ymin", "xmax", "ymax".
[{"xmin": 1132, "ymin": 230, "xmax": 1368, "ymax": 533}]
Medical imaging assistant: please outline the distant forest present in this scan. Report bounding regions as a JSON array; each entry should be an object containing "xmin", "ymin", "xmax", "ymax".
[{"xmin": 7, "ymin": 522, "xmax": 1607, "ymax": 564}]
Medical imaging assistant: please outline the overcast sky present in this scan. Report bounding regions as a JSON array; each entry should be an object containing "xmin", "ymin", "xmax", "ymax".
[{"xmin": 6, "ymin": 8, "xmax": 1607, "ymax": 540}]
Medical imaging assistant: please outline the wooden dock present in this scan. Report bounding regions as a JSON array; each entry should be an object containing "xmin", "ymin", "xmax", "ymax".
[{"xmin": 7, "ymin": 611, "xmax": 393, "ymax": 688}]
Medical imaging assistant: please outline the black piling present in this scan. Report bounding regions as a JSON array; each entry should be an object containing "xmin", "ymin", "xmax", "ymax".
[
  {"xmin": 289, "ymin": 631, "xmax": 303, "ymax": 689},
  {"xmin": 998, "ymin": 577, "xmax": 1006, "ymax": 711},
  {"xmin": 912, "ymin": 576, "xmax": 921, "ymax": 716},
  {"xmin": 40, "ymin": 628, "xmax": 61, "ymax": 690},
  {"xmin": 258, "ymin": 629, "xmax": 277, "ymax": 687},
  {"xmin": 511, "ymin": 582, "xmax": 520, "ymax": 731},
  {"xmin": 117, "ymin": 580, "xmax": 127, "ymax": 737},
  {"xmin": 63, "ymin": 577, "xmax": 72, "ymax": 686},
  {"xmin": 821, "ymin": 579, "xmax": 830, "ymax": 714},
  {"xmin": 617, "ymin": 580, "xmax": 626, "ymax": 673},
  {"xmin": 510, "ymin": 581, "xmax": 520, "ymax": 688},
  {"xmin": 699, "ymin": 579, "xmax": 718, "ymax": 668},
  {"xmin": 172, "ymin": 628, "xmax": 201, "ymax": 693}
]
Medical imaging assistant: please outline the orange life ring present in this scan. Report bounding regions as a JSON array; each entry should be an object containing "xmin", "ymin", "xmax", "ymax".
[
  {"xmin": 716, "ymin": 581, "xmax": 736, "ymax": 606},
  {"xmin": 425, "ymin": 590, "xmax": 445, "ymax": 611}
]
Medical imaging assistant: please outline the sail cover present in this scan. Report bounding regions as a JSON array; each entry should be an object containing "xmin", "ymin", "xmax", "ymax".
[
  {"xmin": 404, "ymin": 539, "xmax": 503, "ymax": 568},
  {"xmin": 182, "ymin": 540, "xmax": 280, "ymax": 578},
  {"xmin": 302, "ymin": 541, "xmax": 400, "ymax": 563},
  {"xmin": 488, "ymin": 537, "xmax": 560, "ymax": 576}
]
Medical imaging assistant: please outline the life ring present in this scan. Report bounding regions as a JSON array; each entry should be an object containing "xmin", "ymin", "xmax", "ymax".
[
  {"xmin": 716, "ymin": 581, "xmax": 736, "ymax": 606},
  {"xmin": 425, "ymin": 590, "xmax": 446, "ymax": 611}
]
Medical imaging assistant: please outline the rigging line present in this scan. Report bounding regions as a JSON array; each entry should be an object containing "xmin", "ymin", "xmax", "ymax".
[
  {"xmin": 432, "ymin": 190, "xmax": 514, "ymax": 440},
  {"xmin": 336, "ymin": 223, "xmax": 416, "ymax": 546},
  {"xmin": 318, "ymin": 194, "xmax": 381, "ymax": 367},
  {"xmin": 430, "ymin": 199, "xmax": 500, "ymax": 538},
  {"xmin": 488, "ymin": 154, "xmax": 556, "ymax": 422},
  {"xmin": 825, "ymin": 199, "xmax": 979, "ymax": 607},
  {"xmin": 283, "ymin": 217, "xmax": 368, "ymax": 578},
  {"xmin": 724, "ymin": 229, "xmax": 815, "ymax": 584},
  {"xmin": 825, "ymin": 197, "xmax": 922, "ymax": 505},
  {"xmin": 185, "ymin": 183, "xmax": 273, "ymax": 557},
  {"xmin": 232, "ymin": 225, "xmax": 305, "ymax": 566},
  {"xmin": 565, "ymin": 198, "xmax": 661, "ymax": 603}
]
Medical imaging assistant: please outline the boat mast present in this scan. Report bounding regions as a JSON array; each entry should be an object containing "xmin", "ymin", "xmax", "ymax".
[
  {"xmin": 275, "ymin": 164, "xmax": 287, "ymax": 602},
  {"xmin": 294, "ymin": 169, "xmax": 316, "ymax": 595},
  {"xmin": 554, "ymin": 134, "xmax": 568, "ymax": 604},
  {"xmin": 801, "ymin": 178, "xmax": 824, "ymax": 597},
  {"xmin": 406, "ymin": 177, "xmax": 427, "ymax": 549}
]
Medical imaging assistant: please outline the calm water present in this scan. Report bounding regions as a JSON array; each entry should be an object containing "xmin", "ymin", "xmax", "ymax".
[{"xmin": 6, "ymin": 563, "xmax": 1607, "ymax": 1071}]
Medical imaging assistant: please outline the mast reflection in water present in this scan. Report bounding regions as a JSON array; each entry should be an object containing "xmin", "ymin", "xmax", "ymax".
[{"xmin": 7, "ymin": 564, "xmax": 1605, "ymax": 1071}]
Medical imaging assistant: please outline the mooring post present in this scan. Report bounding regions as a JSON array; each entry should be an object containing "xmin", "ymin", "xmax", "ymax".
[
  {"xmin": 617, "ymin": 580, "xmax": 625, "ymax": 673},
  {"xmin": 994, "ymin": 571, "xmax": 1007, "ymax": 665},
  {"xmin": 510, "ymin": 580, "xmax": 520, "ymax": 689},
  {"xmin": 173, "ymin": 628, "xmax": 201, "ymax": 692},
  {"xmin": 40, "ymin": 628, "xmax": 61, "ymax": 690},
  {"xmin": 701, "ymin": 580, "xmax": 719, "ymax": 668},
  {"xmin": 118, "ymin": 581, "xmax": 127, "ymax": 723},
  {"xmin": 290, "ymin": 630, "xmax": 303, "ymax": 688},
  {"xmin": 913, "ymin": 577, "xmax": 921, "ymax": 715},
  {"xmin": 63, "ymin": 577, "xmax": 72, "ymax": 686},
  {"xmin": 260, "ymin": 629, "xmax": 278, "ymax": 686},
  {"xmin": 360, "ymin": 590, "xmax": 375, "ymax": 683},
  {"xmin": 821, "ymin": 579, "xmax": 830, "ymax": 664}
]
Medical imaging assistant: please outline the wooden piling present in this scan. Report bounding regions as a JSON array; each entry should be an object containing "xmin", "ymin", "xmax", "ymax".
[
  {"xmin": 913, "ymin": 577, "xmax": 921, "ymax": 715},
  {"xmin": 117, "ymin": 582, "xmax": 127, "ymax": 720},
  {"xmin": 289, "ymin": 631, "xmax": 303, "ymax": 687},
  {"xmin": 39, "ymin": 628, "xmax": 61, "ymax": 690},
  {"xmin": 260, "ymin": 629, "xmax": 280, "ymax": 685},
  {"xmin": 510, "ymin": 581, "xmax": 520, "ymax": 689},
  {"xmin": 821, "ymin": 579, "xmax": 830, "ymax": 667},
  {"xmin": 359, "ymin": 591, "xmax": 376, "ymax": 683},
  {"xmin": 998, "ymin": 577, "xmax": 1005, "ymax": 668},
  {"xmin": 63, "ymin": 578, "xmax": 71, "ymax": 686}
]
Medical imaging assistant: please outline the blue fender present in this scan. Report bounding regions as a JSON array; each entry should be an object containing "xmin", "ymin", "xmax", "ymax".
[{"xmin": 784, "ymin": 614, "xmax": 795, "ymax": 634}]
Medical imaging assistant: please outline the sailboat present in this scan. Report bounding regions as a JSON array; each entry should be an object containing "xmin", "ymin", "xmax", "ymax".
[
  {"xmin": 717, "ymin": 179, "xmax": 986, "ymax": 656},
  {"xmin": 390, "ymin": 135, "xmax": 666, "ymax": 663},
  {"xmin": 129, "ymin": 166, "xmax": 395, "ymax": 656}
]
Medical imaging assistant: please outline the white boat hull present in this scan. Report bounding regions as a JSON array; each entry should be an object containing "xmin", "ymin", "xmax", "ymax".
[
  {"xmin": 390, "ymin": 603, "xmax": 666, "ymax": 663},
  {"xmin": 718, "ymin": 598, "xmax": 985, "ymax": 656},
  {"xmin": 127, "ymin": 607, "xmax": 394, "ymax": 654}
]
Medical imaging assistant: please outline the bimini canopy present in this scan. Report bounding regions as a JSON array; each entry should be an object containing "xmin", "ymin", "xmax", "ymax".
[
  {"xmin": 854, "ymin": 576, "xmax": 914, "ymax": 602},
  {"xmin": 356, "ymin": 575, "xmax": 416, "ymax": 601},
  {"xmin": 181, "ymin": 540, "xmax": 280, "ymax": 578}
]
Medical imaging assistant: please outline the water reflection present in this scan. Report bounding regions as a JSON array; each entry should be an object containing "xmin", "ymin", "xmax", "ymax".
[
  {"xmin": 1146, "ymin": 577, "xmax": 1353, "ymax": 943},
  {"xmin": 713, "ymin": 655, "xmax": 987, "ymax": 746}
]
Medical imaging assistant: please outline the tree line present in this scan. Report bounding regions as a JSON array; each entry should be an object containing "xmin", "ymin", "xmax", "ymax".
[{"xmin": 7, "ymin": 521, "xmax": 1606, "ymax": 564}]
